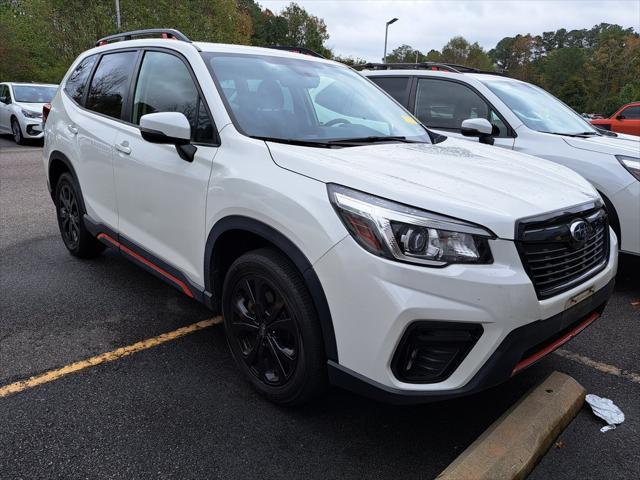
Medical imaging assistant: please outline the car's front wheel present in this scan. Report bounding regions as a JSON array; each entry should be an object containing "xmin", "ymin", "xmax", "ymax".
[
  {"xmin": 11, "ymin": 118, "xmax": 25, "ymax": 145},
  {"xmin": 54, "ymin": 173, "xmax": 104, "ymax": 258},
  {"xmin": 222, "ymin": 248, "xmax": 327, "ymax": 406}
]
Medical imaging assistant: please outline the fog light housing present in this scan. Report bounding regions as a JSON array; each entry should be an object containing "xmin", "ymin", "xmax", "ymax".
[{"xmin": 391, "ymin": 322, "xmax": 483, "ymax": 383}]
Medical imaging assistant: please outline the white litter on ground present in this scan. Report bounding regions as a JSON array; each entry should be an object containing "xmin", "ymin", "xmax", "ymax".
[{"xmin": 585, "ymin": 394, "xmax": 625, "ymax": 432}]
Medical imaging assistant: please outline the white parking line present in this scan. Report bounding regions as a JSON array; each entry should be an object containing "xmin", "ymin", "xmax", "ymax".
[{"xmin": 553, "ymin": 348, "xmax": 640, "ymax": 384}]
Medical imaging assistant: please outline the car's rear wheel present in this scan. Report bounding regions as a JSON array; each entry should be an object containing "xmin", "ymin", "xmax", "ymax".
[
  {"xmin": 222, "ymin": 248, "xmax": 327, "ymax": 406},
  {"xmin": 11, "ymin": 118, "xmax": 25, "ymax": 145},
  {"xmin": 54, "ymin": 173, "xmax": 104, "ymax": 258}
]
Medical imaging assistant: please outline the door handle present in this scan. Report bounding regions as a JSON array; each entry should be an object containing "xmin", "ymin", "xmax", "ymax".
[
  {"xmin": 115, "ymin": 142, "xmax": 131, "ymax": 155},
  {"xmin": 67, "ymin": 124, "xmax": 78, "ymax": 135}
]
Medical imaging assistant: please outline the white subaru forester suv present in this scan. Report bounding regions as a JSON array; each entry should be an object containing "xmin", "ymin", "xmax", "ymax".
[{"xmin": 43, "ymin": 30, "xmax": 617, "ymax": 405}]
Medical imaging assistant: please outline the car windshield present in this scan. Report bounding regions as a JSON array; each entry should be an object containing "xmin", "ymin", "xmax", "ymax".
[
  {"xmin": 202, "ymin": 53, "xmax": 431, "ymax": 145},
  {"xmin": 481, "ymin": 78, "xmax": 598, "ymax": 136},
  {"xmin": 12, "ymin": 85, "xmax": 57, "ymax": 103}
]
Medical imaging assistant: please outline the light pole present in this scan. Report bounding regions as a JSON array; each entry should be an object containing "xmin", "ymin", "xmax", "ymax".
[
  {"xmin": 383, "ymin": 17, "xmax": 398, "ymax": 63},
  {"xmin": 115, "ymin": 0, "xmax": 121, "ymax": 30}
]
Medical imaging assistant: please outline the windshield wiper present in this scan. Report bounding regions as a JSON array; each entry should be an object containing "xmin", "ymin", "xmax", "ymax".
[
  {"xmin": 250, "ymin": 135, "xmax": 335, "ymax": 148},
  {"xmin": 327, "ymin": 135, "xmax": 423, "ymax": 145},
  {"xmin": 540, "ymin": 131, "xmax": 600, "ymax": 138}
]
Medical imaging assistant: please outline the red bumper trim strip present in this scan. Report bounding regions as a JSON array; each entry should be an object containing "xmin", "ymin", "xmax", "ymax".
[
  {"xmin": 97, "ymin": 233, "xmax": 194, "ymax": 298},
  {"xmin": 511, "ymin": 311, "xmax": 600, "ymax": 375}
]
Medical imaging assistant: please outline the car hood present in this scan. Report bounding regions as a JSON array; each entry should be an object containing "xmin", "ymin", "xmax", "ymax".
[
  {"xmin": 267, "ymin": 137, "xmax": 600, "ymax": 239},
  {"xmin": 563, "ymin": 133, "xmax": 640, "ymax": 156}
]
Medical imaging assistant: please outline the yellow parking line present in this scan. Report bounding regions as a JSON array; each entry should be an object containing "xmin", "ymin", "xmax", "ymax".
[
  {"xmin": 0, "ymin": 317, "xmax": 223, "ymax": 399},
  {"xmin": 554, "ymin": 348, "xmax": 640, "ymax": 384}
]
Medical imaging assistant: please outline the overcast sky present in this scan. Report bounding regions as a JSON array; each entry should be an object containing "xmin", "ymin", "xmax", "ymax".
[{"xmin": 259, "ymin": 0, "xmax": 640, "ymax": 61}]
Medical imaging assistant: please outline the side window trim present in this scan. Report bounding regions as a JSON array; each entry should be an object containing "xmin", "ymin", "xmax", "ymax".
[
  {"xmin": 130, "ymin": 47, "xmax": 220, "ymax": 146},
  {"xmin": 413, "ymin": 76, "xmax": 517, "ymax": 138}
]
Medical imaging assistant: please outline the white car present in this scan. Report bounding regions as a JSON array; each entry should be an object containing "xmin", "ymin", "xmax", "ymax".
[
  {"xmin": 363, "ymin": 65, "xmax": 640, "ymax": 257},
  {"xmin": 43, "ymin": 30, "xmax": 617, "ymax": 405},
  {"xmin": 0, "ymin": 82, "xmax": 58, "ymax": 144}
]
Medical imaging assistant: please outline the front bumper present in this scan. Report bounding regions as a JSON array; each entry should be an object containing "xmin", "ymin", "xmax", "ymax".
[
  {"xmin": 314, "ymin": 230, "xmax": 618, "ymax": 402},
  {"xmin": 18, "ymin": 116, "xmax": 43, "ymax": 138}
]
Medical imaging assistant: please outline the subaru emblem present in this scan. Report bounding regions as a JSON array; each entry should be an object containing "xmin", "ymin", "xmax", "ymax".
[{"xmin": 569, "ymin": 220, "xmax": 590, "ymax": 248}]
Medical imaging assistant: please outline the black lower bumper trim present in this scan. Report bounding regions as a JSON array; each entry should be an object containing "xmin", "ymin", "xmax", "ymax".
[{"xmin": 328, "ymin": 278, "xmax": 615, "ymax": 405}]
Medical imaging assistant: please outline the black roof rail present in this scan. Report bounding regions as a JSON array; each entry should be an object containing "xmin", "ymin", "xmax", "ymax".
[
  {"xmin": 357, "ymin": 62, "xmax": 461, "ymax": 72},
  {"xmin": 96, "ymin": 29, "xmax": 191, "ymax": 47},
  {"xmin": 263, "ymin": 45, "xmax": 325, "ymax": 58},
  {"xmin": 440, "ymin": 63, "xmax": 507, "ymax": 76},
  {"xmin": 357, "ymin": 62, "xmax": 507, "ymax": 76}
]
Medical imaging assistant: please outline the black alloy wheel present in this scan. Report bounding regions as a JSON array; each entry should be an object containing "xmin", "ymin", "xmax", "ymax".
[
  {"xmin": 230, "ymin": 276, "xmax": 300, "ymax": 386},
  {"xmin": 222, "ymin": 248, "xmax": 327, "ymax": 405},
  {"xmin": 54, "ymin": 173, "xmax": 104, "ymax": 258},
  {"xmin": 58, "ymin": 183, "xmax": 81, "ymax": 250}
]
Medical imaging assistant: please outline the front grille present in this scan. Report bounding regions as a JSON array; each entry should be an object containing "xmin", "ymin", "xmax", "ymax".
[{"xmin": 516, "ymin": 203, "xmax": 609, "ymax": 299}]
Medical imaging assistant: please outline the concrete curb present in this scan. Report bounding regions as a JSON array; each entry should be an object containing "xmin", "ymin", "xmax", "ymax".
[{"xmin": 437, "ymin": 371, "xmax": 586, "ymax": 480}]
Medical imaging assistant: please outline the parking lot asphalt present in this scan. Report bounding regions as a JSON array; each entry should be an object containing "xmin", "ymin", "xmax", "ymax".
[{"xmin": 1, "ymin": 134, "xmax": 639, "ymax": 479}]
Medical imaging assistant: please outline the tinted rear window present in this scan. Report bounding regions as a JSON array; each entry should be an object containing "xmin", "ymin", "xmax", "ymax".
[
  {"xmin": 86, "ymin": 51, "xmax": 138, "ymax": 119},
  {"xmin": 369, "ymin": 76, "xmax": 411, "ymax": 107},
  {"xmin": 65, "ymin": 55, "xmax": 97, "ymax": 104}
]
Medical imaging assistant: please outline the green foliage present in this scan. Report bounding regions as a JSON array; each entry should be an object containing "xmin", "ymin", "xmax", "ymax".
[
  {"xmin": 385, "ymin": 44, "xmax": 426, "ymax": 63},
  {"xmin": 440, "ymin": 36, "xmax": 494, "ymax": 70},
  {"xmin": 0, "ymin": 0, "xmax": 331, "ymax": 83},
  {"xmin": 488, "ymin": 23, "xmax": 640, "ymax": 115},
  {"xmin": 332, "ymin": 55, "xmax": 367, "ymax": 67},
  {"xmin": 240, "ymin": 1, "xmax": 330, "ymax": 57},
  {"xmin": 385, "ymin": 37, "xmax": 493, "ymax": 70}
]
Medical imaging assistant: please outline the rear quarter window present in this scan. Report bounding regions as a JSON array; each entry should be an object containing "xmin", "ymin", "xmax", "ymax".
[
  {"xmin": 64, "ymin": 55, "xmax": 98, "ymax": 105},
  {"xmin": 369, "ymin": 76, "xmax": 411, "ymax": 107}
]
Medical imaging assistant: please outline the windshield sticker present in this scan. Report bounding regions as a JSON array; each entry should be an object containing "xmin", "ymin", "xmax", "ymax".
[{"xmin": 401, "ymin": 115, "xmax": 418, "ymax": 125}]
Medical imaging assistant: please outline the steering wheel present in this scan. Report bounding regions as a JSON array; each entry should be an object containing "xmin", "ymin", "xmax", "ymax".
[{"xmin": 324, "ymin": 118, "xmax": 352, "ymax": 127}]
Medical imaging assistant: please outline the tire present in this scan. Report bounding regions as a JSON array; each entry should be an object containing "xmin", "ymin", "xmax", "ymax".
[
  {"xmin": 11, "ymin": 117, "xmax": 25, "ymax": 145},
  {"xmin": 222, "ymin": 247, "xmax": 327, "ymax": 406},
  {"xmin": 54, "ymin": 173, "xmax": 105, "ymax": 258}
]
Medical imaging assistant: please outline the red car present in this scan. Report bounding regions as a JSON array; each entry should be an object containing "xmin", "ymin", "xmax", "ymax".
[{"xmin": 591, "ymin": 102, "xmax": 640, "ymax": 136}]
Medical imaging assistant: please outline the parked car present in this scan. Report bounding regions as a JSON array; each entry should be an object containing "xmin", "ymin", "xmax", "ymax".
[
  {"xmin": 44, "ymin": 30, "xmax": 617, "ymax": 406},
  {"xmin": 363, "ymin": 64, "xmax": 640, "ymax": 257},
  {"xmin": 590, "ymin": 102, "xmax": 640, "ymax": 136},
  {"xmin": 0, "ymin": 82, "xmax": 58, "ymax": 144}
]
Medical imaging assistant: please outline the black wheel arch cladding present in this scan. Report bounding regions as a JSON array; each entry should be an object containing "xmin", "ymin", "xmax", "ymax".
[{"xmin": 205, "ymin": 215, "xmax": 338, "ymax": 362}]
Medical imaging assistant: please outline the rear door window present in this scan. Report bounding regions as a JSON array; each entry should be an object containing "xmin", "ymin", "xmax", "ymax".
[
  {"xmin": 64, "ymin": 55, "xmax": 98, "ymax": 105},
  {"xmin": 369, "ymin": 76, "xmax": 411, "ymax": 107},
  {"xmin": 415, "ymin": 78, "xmax": 510, "ymax": 137},
  {"xmin": 86, "ymin": 51, "xmax": 138, "ymax": 120}
]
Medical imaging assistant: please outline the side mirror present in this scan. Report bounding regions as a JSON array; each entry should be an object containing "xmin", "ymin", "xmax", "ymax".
[
  {"xmin": 0, "ymin": 96, "xmax": 9, "ymax": 104},
  {"xmin": 461, "ymin": 118, "xmax": 495, "ymax": 145},
  {"xmin": 139, "ymin": 112, "xmax": 196, "ymax": 162},
  {"xmin": 616, "ymin": 115, "xmax": 625, "ymax": 120}
]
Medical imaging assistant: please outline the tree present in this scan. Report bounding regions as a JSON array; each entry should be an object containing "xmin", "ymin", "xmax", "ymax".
[
  {"xmin": 440, "ymin": 36, "xmax": 494, "ymax": 70},
  {"xmin": 385, "ymin": 44, "xmax": 424, "ymax": 63},
  {"xmin": 332, "ymin": 55, "xmax": 367, "ymax": 67},
  {"xmin": 280, "ymin": 2, "xmax": 330, "ymax": 57},
  {"xmin": 0, "ymin": 0, "xmax": 252, "ymax": 82}
]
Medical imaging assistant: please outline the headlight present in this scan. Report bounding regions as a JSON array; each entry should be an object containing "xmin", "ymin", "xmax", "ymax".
[
  {"xmin": 328, "ymin": 184, "xmax": 494, "ymax": 266},
  {"xmin": 21, "ymin": 108, "xmax": 42, "ymax": 119},
  {"xmin": 616, "ymin": 155, "xmax": 640, "ymax": 181}
]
